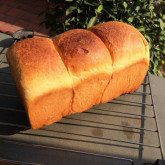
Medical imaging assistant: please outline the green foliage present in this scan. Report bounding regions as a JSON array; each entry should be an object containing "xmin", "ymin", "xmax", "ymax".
[{"xmin": 40, "ymin": 0, "xmax": 165, "ymax": 76}]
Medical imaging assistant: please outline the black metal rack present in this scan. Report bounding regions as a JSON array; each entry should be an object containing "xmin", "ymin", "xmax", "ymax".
[{"xmin": 0, "ymin": 44, "xmax": 164, "ymax": 165}]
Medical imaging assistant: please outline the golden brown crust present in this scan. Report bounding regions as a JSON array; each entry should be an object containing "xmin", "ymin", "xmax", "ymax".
[
  {"xmin": 101, "ymin": 59, "xmax": 149, "ymax": 103},
  {"xmin": 89, "ymin": 21, "xmax": 149, "ymax": 71},
  {"xmin": 6, "ymin": 21, "xmax": 149, "ymax": 129},
  {"xmin": 72, "ymin": 73, "xmax": 111, "ymax": 113},
  {"xmin": 53, "ymin": 29, "xmax": 112, "ymax": 112},
  {"xmin": 28, "ymin": 88, "xmax": 72, "ymax": 129},
  {"xmin": 6, "ymin": 37, "xmax": 73, "ymax": 129},
  {"xmin": 53, "ymin": 29, "xmax": 112, "ymax": 75},
  {"xmin": 89, "ymin": 21, "xmax": 149, "ymax": 103}
]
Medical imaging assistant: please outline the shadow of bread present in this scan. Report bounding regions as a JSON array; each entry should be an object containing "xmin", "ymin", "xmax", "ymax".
[
  {"xmin": 0, "ymin": 65, "xmax": 29, "ymax": 135},
  {"xmin": 0, "ymin": 37, "xmax": 30, "ymax": 134}
]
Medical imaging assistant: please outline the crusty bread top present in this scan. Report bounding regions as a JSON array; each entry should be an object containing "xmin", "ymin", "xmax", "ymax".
[
  {"xmin": 53, "ymin": 29, "xmax": 112, "ymax": 85},
  {"xmin": 89, "ymin": 21, "xmax": 149, "ymax": 72},
  {"xmin": 6, "ymin": 22, "xmax": 149, "ymax": 101},
  {"xmin": 6, "ymin": 37, "xmax": 72, "ymax": 101}
]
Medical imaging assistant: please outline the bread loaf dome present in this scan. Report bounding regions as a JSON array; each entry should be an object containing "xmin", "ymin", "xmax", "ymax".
[{"xmin": 6, "ymin": 21, "xmax": 149, "ymax": 129}]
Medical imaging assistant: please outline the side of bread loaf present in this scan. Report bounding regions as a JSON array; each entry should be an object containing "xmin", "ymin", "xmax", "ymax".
[
  {"xmin": 6, "ymin": 37, "xmax": 73, "ymax": 129},
  {"xmin": 89, "ymin": 21, "xmax": 149, "ymax": 103},
  {"xmin": 6, "ymin": 21, "xmax": 149, "ymax": 129}
]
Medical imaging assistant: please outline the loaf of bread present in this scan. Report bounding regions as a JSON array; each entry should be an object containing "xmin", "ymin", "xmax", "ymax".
[{"xmin": 6, "ymin": 21, "xmax": 149, "ymax": 129}]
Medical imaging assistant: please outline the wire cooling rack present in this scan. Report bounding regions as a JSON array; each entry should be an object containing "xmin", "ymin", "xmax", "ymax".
[{"xmin": 0, "ymin": 44, "xmax": 164, "ymax": 165}]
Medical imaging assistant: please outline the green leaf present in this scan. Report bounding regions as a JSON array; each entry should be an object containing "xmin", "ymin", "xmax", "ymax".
[
  {"xmin": 127, "ymin": 17, "xmax": 133, "ymax": 22},
  {"xmin": 135, "ymin": 6, "xmax": 140, "ymax": 12},
  {"xmin": 66, "ymin": 6, "xmax": 76, "ymax": 16},
  {"xmin": 103, "ymin": 9, "xmax": 116, "ymax": 19},
  {"xmin": 144, "ymin": 34, "xmax": 151, "ymax": 40},
  {"xmin": 96, "ymin": 5, "xmax": 103, "ymax": 13},
  {"xmin": 159, "ymin": 18, "xmax": 164, "ymax": 30},
  {"xmin": 137, "ymin": 26, "xmax": 145, "ymax": 32},
  {"xmin": 108, "ymin": 13, "xmax": 117, "ymax": 20},
  {"xmin": 162, "ymin": 49, "xmax": 165, "ymax": 54},
  {"xmin": 123, "ymin": 2, "xmax": 127, "ymax": 9},
  {"xmin": 155, "ymin": 47, "xmax": 160, "ymax": 51},
  {"xmin": 159, "ymin": 0, "xmax": 165, "ymax": 3},
  {"xmin": 87, "ymin": 16, "xmax": 97, "ymax": 28},
  {"xmin": 149, "ymin": 5, "xmax": 154, "ymax": 11},
  {"xmin": 163, "ymin": 14, "xmax": 165, "ymax": 20},
  {"xmin": 84, "ymin": 1, "xmax": 96, "ymax": 6}
]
